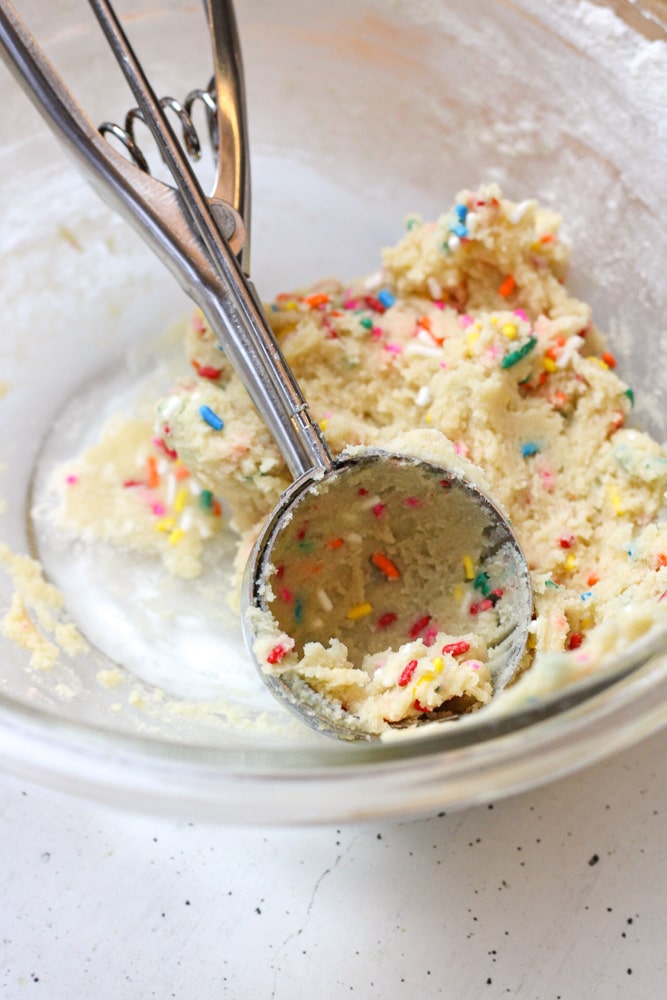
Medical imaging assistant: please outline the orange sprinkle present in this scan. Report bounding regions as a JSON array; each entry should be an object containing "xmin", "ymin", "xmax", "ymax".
[
  {"xmin": 587, "ymin": 573, "xmax": 600, "ymax": 587},
  {"xmin": 540, "ymin": 233, "xmax": 555, "ymax": 244},
  {"xmin": 327, "ymin": 537, "xmax": 344, "ymax": 550},
  {"xmin": 212, "ymin": 500, "xmax": 222, "ymax": 517},
  {"xmin": 146, "ymin": 455, "xmax": 159, "ymax": 489},
  {"xmin": 371, "ymin": 552, "xmax": 401, "ymax": 580},
  {"xmin": 417, "ymin": 315, "xmax": 432, "ymax": 332},
  {"xmin": 656, "ymin": 553, "xmax": 667, "ymax": 567},
  {"xmin": 601, "ymin": 351, "xmax": 617, "ymax": 368},
  {"xmin": 174, "ymin": 462, "xmax": 190, "ymax": 481},
  {"xmin": 498, "ymin": 275, "xmax": 516, "ymax": 297},
  {"xmin": 304, "ymin": 292, "xmax": 330, "ymax": 308}
]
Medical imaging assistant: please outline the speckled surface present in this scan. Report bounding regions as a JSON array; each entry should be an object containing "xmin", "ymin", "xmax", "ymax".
[{"xmin": 1, "ymin": 726, "xmax": 665, "ymax": 998}]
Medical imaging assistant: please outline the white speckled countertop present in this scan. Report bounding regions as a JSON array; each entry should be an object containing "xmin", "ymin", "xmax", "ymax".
[{"xmin": 1, "ymin": 727, "xmax": 665, "ymax": 999}]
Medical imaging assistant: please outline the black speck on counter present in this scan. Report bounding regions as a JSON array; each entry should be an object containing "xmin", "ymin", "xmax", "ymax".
[
  {"xmin": 255, "ymin": 907, "xmax": 262, "ymax": 915},
  {"xmin": 588, "ymin": 853, "xmax": 600, "ymax": 866}
]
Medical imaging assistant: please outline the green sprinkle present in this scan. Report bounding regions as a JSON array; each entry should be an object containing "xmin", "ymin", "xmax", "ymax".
[
  {"xmin": 473, "ymin": 572, "xmax": 490, "ymax": 595},
  {"xmin": 501, "ymin": 336, "xmax": 538, "ymax": 370},
  {"xmin": 359, "ymin": 317, "xmax": 373, "ymax": 330},
  {"xmin": 200, "ymin": 489, "xmax": 214, "ymax": 510},
  {"xmin": 624, "ymin": 388, "xmax": 635, "ymax": 406},
  {"xmin": 545, "ymin": 579, "xmax": 560, "ymax": 589}
]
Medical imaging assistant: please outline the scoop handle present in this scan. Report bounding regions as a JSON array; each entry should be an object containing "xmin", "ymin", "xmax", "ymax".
[{"xmin": 0, "ymin": 0, "xmax": 334, "ymax": 480}]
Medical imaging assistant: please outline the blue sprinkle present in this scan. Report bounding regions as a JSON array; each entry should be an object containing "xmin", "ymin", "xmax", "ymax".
[
  {"xmin": 521, "ymin": 442, "xmax": 541, "ymax": 457},
  {"xmin": 454, "ymin": 203, "xmax": 468, "ymax": 222},
  {"xmin": 450, "ymin": 222, "xmax": 468, "ymax": 239},
  {"xmin": 581, "ymin": 591, "xmax": 593, "ymax": 601},
  {"xmin": 199, "ymin": 404, "xmax": 224, "ymax": 431},
  {"xmin": 377, "ymin": 288, "xmax": 396, "ymax": 309},
  {"xmin": 294, "ymin": 597, "xmax": 303, "ymax": 623}
]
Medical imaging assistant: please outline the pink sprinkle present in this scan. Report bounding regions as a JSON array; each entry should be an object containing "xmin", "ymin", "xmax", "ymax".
[
  {"xmin": 343, "ymin": 298, "xmax": 359, "ymax": 310},
  {"xmin": 539, "ymin": 465, "xmax": 555, "ymax": 492},
  {"xmin": 513, "ymin": 309, "xmax": 529, "ymax": 322},
  {"xmin": 459, "ymin": 314, "xmax": 474, "ymax": 328},
  {"xmin": 151, "ymin": 502, "xmax": 166, "ymax": 516},
  {"xmin": 433, "ymin": 301, "xmax": 445, "ymax": 310},
  {"xmin": 65, "ymin": 474, "xmax": 78, "ymax": 485},
  {"xmin": 384, "ymin": 343, "xmax": 402, "ymax": 354},
  {"xmin": 372, "ymin": 503, "xmax": 385, "ymax": 518},
  {"xmin": 371, "ymin": 326, "xmax": 383, "ymax": 339},
  {"xmin": 423, "ymin": 626, "xmax": 437, "ymax": 647},
  {"xmin": 404, "ymin": 497, "xmax": 422, "ymax": 508},
  {"xmin": 454, "ymin": 441, "xmax": 470, "ymax": 457},
  {"xmin": 279, "ymin": 587, "xmax": 293, "ymax": 603}
]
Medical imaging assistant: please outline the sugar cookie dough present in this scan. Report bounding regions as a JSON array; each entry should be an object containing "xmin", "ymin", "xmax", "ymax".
[{"xmin": 53, "ymin": 184, "xmax": 667, "ymax": 735}]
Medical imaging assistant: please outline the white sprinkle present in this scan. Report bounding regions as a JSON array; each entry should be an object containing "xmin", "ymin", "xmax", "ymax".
[
  {"xmin": 448, "ymin": 234, "xmax": 460, "ymax": 251},
  {"xmin": 159, "ymin": 395, "xmax": 181, "ymax": 422},
  {"xmin": 405, "ymin": 343, "xmax": 442, "ymax": 358},
  {"xmin": 363, "ymin": 270, "xmax": 383, "ymax": 291},
  {"xmin": 556, "ymin": 335, "xmax": 584, "ymax": 368},
  {"xmin": 415, "ymin": 386, "xmax": 433, "ymax": 407},
  {"xmin": 507, "ymin": 199, "xmax": 536, "ymax": 224},
  {"xmin": 465, "ymin": 211, "xmax": 478, "ymax": 234},
  {"xmin": 165, "ymin": 473, "xmax": 177, "ymax": 505},
  {"xmin": 426, "ymin": 276, "xmax": 442, "ymax": 300},
  {"xmin": 157, "ymin": 458, "xmax": 169, "ymax": 476},
  {"xmin": 180, "ymin": 508, "xmax": 194, "ymax": 532},
  {"xmin": 345, "ymin": 532, "xmax": 363, "ymax": 546},
  {"xmin": 188, "ymin": 479, "xmax": 202, "ymax": 496},
  {"xmin": 317, "ymin": 588, "xmax": 333, "ymax": 612}
]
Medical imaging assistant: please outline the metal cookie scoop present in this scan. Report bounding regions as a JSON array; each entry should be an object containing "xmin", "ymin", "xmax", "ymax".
[{"xmin": 0, "ymin": 0, "xmax": 532, "ymax": 740}]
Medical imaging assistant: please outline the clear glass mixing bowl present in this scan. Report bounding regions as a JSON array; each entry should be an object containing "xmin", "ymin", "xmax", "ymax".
[{"xmin": 1, "ymin": 0, "xmax": 666, "ymax": 823}]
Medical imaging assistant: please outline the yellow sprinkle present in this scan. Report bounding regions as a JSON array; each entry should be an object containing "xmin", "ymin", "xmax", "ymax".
[
  {"xmin": 168, "ymin": 529, "xmax": 185, "ymax": 545},
  {"xmin": 425, "ymin": 411, "xmax": 433, "ymax": 424},
  {"xmin": 608, "ymin": 487, "xmax": 624, "ymax": 515},
  {"xmin": 453, "ymin": 584, "xmax": 464, "ymax": 602},
  {"xmin": 542, "ymin": 356, "xmax": 558, "ymax": 373},
  {"xmin": 416, "ymin": 671, "xmax": 434, "ymax": 686},
  {"xmin": 501, "ymin": 323, "xmax": 518, "ymax": 339},
  {"xmin": 593, "ymin": 357, "xmax": 609, "ymax": 370},
  {"xmin": 346, "ymin": 602, "xmax": 373, "ymax": 620},
  {"xmin": 155, "ymin": 517, "xmax": 175, "ymax": 533},
  {"xmin": 564, "ymin": 553, "xmax": 577, "ymax": 572},
  {"xmin": 319, "ymin": 419, "xmax": 328, "ymax": 432},
  {"xmin": 490, "ymin": 315, "xmax": 499, "ymax": 325},
  {"xmin": 432, "ymin": 657, "xmax": 444, "ymax": 674},
  {"xmin": 283, "ymin": 301, "xmax": 298, "ymax": 311},
  {"xmin": 467, "ymin": 330, "xmax": 480, "ymax": 345},
  {"xmin": 581, "ymin": 617, "xmax": 593, "ymax": 630},
  {"xmin": 463, "ymin": 555, "xmax": 475, "ymax": 580},
  {"xmin": 174, "ymin": 486, "xmax": 189, "ymax": 513}
]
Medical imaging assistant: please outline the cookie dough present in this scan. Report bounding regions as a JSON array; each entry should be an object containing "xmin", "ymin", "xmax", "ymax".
[{"xmin": 54, "ymin": 184, "xmax": 667, "ymax": 734}]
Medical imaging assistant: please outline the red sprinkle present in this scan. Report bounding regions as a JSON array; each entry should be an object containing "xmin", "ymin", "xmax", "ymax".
[
  {"xmin": 559, "ymin": 535, "xmax": 575, "ymax": 549},
  {"xmin": 442, "ymin": 640, "xmax": 471, "ymax": 657},
  {"xmin": 153, "ymin": 437, "xmax": 178, "ymax": 460},
  {"xmin": 279, "ymin": 587, "xmax": 293, "ymax": 603},
  {"xmin": 413, "ymin": 700, "xmax": 433, "ymax": 714},
  {"xmin": 409, "ymin": 615, "xmax": 432, "ymax": 638},
  {"xmin": 404, "ymin": 496, "xmax": 422, "ymax": 508},
  {"xmin": 372, "ymin": 503, "xmax": 385, "ymax": 518},
  {"xmin": 377, "ymin": 612, "xmax": 397, "ymax": 629},
  {"xmin": 398, "ymin": 659, "xmax": 418, "ymax": 687},
  {"xmin": 267, "ymin": 644, "xmax": 289, "ymax": 665},
  {"xmin": 364, "ymin": 295, "xmax": 387, "ymax": 314},
  {"xmin": 122, "ymin": 479, "xmax": 143, "ymax": 488},
  {"xmin": 568, "ymin": 633, "xmax": 583, "ymax": 650},
  {"xmin": 470, "ymin": 599, "xmax": 493, "ymax": 615},
  {"xmin": 192, "ymin": 360, "xmax": 223, "ymax": 380}
]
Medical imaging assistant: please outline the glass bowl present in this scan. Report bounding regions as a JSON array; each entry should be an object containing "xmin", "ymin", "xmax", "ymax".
[{"xmin": 1, "ymin": 0, "xmax": 666, "ymax": 824}]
